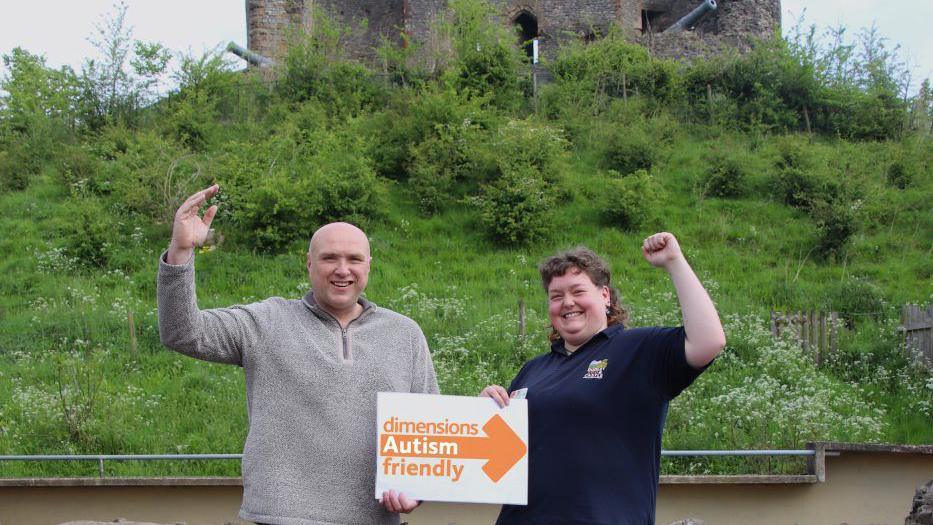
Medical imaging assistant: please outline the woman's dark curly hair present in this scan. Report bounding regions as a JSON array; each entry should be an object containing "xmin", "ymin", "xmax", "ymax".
[{"xmin": 539, "ymin": 246, "xmax": 629, "ymax": 342}]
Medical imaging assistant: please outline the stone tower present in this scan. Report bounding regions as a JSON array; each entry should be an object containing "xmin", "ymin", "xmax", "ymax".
[{"xmin": 243, "ymin": 0, "xmax": 782, "ymax": 64}]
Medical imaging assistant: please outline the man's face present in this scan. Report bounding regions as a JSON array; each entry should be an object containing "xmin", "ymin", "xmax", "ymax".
[{"xmin": 306, "ymin": 224, "xmax": 371, "ymax": 318}]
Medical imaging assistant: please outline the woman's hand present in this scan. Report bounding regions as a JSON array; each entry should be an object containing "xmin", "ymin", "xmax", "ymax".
[
  {"xmin": 641, "ymin": 232, "xmax": 684, "ymax": 269},
  {"xmin": 480, "ymin": 385, "xmax": 512, "ymax": 408}
]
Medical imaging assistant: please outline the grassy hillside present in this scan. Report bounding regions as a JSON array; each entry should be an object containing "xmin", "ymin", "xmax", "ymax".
[{"xmin": 0, "ymin": 1, "xmax": 931, "ymax": 477}]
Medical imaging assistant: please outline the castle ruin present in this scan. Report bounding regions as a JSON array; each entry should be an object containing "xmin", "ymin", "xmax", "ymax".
[{"xmin": 244, "ymin": 0, "xmax": 781, "ymax": 65}]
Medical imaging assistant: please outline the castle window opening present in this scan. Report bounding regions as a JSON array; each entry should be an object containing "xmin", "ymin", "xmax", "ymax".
[
  {"xmin": 513, "ymin": 11, "xmax": 538, "ymax": 58},
  {"xmin": 641, "ymin": 10, "xmax": 664, "ymax": 34}
]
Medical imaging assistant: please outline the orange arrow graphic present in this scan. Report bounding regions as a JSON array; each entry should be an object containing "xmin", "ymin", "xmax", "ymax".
[{"xmin": 380, "ymin": 414, "xmax": 526, "ymax": 482}]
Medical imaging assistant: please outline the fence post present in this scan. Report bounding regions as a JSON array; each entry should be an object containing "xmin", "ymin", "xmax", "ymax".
[
  {"xmin": 128, "ymin": 309, "xmax": 137, "ymax": 356},
  {"xmin": 518, "ymin": 298, "xmax": 526, "ymax": 339}
]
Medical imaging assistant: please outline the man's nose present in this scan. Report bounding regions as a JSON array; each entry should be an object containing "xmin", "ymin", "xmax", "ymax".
[{"xmin": 334, "ymin": 260, "xmax": 351, "ymax": 275}]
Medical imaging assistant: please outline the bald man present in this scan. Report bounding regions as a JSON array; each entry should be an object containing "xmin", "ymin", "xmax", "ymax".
[{"xmin": 158, "ymin": 185, "xmax": 439, "ymax": 525}]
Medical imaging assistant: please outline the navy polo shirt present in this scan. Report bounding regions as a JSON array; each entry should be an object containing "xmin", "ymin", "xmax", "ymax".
[{"xmin": 496, "ymin": 324, "xmax": 705, "ymax": 525}]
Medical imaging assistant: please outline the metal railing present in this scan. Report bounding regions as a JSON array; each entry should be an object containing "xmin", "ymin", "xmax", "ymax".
[
  {"xmin": 0, "ymin": 450, "xmax": 816, "ymax": 478},
  {"xmin": 0, "ymin": 454, "xmax": 242, "ymax": 478}
]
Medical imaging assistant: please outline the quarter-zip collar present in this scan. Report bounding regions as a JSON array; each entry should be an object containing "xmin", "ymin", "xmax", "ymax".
[{"xmin": 301, "ymin": 291, "xmax": 375, "ymax": 361}]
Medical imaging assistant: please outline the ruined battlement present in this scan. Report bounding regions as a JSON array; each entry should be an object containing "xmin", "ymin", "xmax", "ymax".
[{"xmin": 244, "ymin": 0, "xmax": 781, "ymax": 64}]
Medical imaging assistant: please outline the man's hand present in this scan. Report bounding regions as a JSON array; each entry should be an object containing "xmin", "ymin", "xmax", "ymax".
[
  {"xmin": 641, "ymin": 232, "xmax": 684, "ymax": 269},
  {"xmin": 380, "ymin": 489, "xmax": 420, "ymax": 514},
  {"xmin": 167, "ymin": 185, "xmax": 219, "ymax": 265}
]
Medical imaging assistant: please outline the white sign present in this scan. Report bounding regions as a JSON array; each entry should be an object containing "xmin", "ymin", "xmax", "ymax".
[{"xmin": 375, "ymin": 392, "xmax": 528, "ymax": 505}]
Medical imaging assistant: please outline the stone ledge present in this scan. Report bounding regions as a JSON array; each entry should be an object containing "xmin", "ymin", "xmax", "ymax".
[
  {"xmin": 813, "ymin": 442, "xmax": 933, "ymax": 455},
  {"xmin": 661, "ymin": 475, "xmax": 819, "ymax": 484}
]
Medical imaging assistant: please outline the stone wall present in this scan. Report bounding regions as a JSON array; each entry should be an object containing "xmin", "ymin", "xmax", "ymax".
[
  {"xmin": 242, "ymin": 0, "xmax": 782, "ymax": 66},
  {"xmin": 246, "ymin": 0, "xmax": 302, "ymax": 61},
  {"xmin": 318, "ymin": 0, "xmax": 407, "ymax": 60}
]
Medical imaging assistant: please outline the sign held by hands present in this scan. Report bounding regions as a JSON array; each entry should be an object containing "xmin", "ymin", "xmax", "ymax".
[{"xmin": 375, "ymin": 392, "xmax": 528, "ymax": 505}]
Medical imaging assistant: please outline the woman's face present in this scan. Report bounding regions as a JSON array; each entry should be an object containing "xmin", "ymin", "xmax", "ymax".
[{"xmin": 547, "ymin": 267, "xmax": 610, "ymax": 349}]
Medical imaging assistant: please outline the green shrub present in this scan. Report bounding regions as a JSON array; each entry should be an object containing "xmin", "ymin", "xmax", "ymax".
[
  {"xmin": 274, "ymin": 10, "xmax": 385, "ymax": 118},
  {"xmin": 363, "ymin": 87, "xmax": 494, "ymax": 181},
  {"xmin": 0, "ymin": 144, "xmax": 34, "ymax": 191},
  {"xmin": 825, "ymin": 276, "xmax": 885, "ymax": 328},
  {"xmin": 408, "ymin": 129, "xmax": 470, "ymax": 214},
  {"xmin": 772, "ymin": 167, "xmax": 821, "ymax": 208},
  {"xmin": 57, "ymin": 144, "xmax": 106, "ymax": 195},
  {"xmin": 550, "ymin": 30, "xmax": 682, "ymax": 115},
  {"xmin": 482, "ymin": 119, "xmax": 569, "ymax": 184},
  {"xmin": 600, "ymin": 169, "xmax": 660, "ymax": 230},
  {"xmin": 599, "ymin": 126, "xmax": 658, "ymax": 175},
  {"xmin": 211, "ymin": 139, "xmax": 303, "ymax": 253},
  {"xmin": 809, "ymin": 195, "xmax": 861, "ymax": 260},
  {"xmin": 701, "ymin": 151, "xmax": 748, "ymax": 198},
  {"xmin": 217, "ymin": 128, "xmax": 385, "ymax": 252},
  {"xmin": 443, "ymin": 0, "xmax": 525, "ymax": 110},
  {"xmin": 103, "ymin": 131, "xmax": 204, "ymax": 222},
  {"xmin": 472, "ymin": 164, "xmax": 553, "ymax": 245},
  {"xmin": 58, "ymin": 199, "xmax": 121, "ymax": 268},
  {"xmin": 313, "ymin": 135, "xmax": 386, "ymax": 225},
  {"xmin": 230, "ymin": 170, "xmax": 320, "ymax": 253},
  {"xmin": 885, "ymin": 160, "xmax": 914, "ymax": 189}
]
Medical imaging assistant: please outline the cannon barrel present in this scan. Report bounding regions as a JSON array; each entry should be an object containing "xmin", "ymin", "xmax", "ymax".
[
  {"xmin": 225, "ymin": 41, "xmax": 275, "ymax": 67},
  {"xmin": 662, "ymin": 0, "xmax": 717, "ymax": 34}
]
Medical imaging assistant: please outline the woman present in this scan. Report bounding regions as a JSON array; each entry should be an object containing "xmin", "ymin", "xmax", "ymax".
[{"xmin": 482, "ymin": 232, "xmax": 726, "ymax": 525}]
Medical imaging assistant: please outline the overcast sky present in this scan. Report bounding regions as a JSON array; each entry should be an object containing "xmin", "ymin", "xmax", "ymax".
[{"xmin": 1, "ymin": 0, "xmax": 931, "ymax": 91}]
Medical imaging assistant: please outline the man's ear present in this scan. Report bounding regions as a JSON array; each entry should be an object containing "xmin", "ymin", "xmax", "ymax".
[{"xmin": 306, "ymin": 252, "xmax": 313, "ymax": 271}]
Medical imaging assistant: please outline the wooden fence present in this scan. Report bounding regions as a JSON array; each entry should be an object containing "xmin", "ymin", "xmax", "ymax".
[
  {"xmin": 771, "ymin": 306, "xmax": 933, "ymax": 367},
  {"xmin": 770, "ymin": 311, "xmax": 840, "ymax": 365},
  {"xmin": 900, "ymin": 304, "xmax": 933, "ymax": 366}
]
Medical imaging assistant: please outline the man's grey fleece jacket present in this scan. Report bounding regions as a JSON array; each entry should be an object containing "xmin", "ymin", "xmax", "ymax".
[{"xmin": 157, "ymin": 253, "xmax": 439, "ymax": 525}]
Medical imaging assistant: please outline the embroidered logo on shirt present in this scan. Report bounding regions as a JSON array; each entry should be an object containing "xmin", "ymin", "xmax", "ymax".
[{"xmin": 583, "ymin": 359, "xmax": 608, "ymax": 379}]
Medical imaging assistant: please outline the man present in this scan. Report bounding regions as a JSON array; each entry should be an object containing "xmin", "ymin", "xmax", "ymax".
[{"xmin": 158, "ymin": 185, "xmax": 437, "ymax": 525}]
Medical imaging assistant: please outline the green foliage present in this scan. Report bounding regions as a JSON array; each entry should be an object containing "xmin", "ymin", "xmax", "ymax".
[
  {"xmin": 99, "ymin": 129, "xmax": 204, "ymax": 222},
  {"xmin": 809, "ymin": 195, "xmax": 861, "ymax": 260},
  {"xmin": 57, "ymin": 198, "xmax": 120, "ymax": 268},
  {"xmin": 885, "ymin": 159, "xmax": 914, "ymax": 189},
  {"xmin": 2, "ymin": 0, "xmax": 931, "ymax": 475},
  {"xmin": 363, "ymin": 87, "xmax": 493, "ymax": 180},
  {"xmin": 441, "ymin": 0, "xmax": 525, "ymax": 110},
  {"xmin": 472, "ymin": 164, "xmax": 553, "ymax": 245},
  {"xmin": 598, "ymin": 125, "xmax": 659, "ymax": 175},
  {"xmin": 826, "ymin": 276, "xmax": 885, "ymax": 327},
  {"xmin": 313, "ymin": 134, "xmax": 386, "ymax": 225},
  {"xmin": 600, "ymin": 169, "xmax": 661, "ymax": 230},
  {"xmin": 550, "ymin": 30, "xmax": 682, "ymax": 116},
  {"xmin": 701, "ymin": 150, "xmax": 748, "ymax": 198},
  {"xmin": 408, "ymin": 127, "xmax": 472, "ymax": 213},
  {"xmin": 163, "ymin": 49, "xmax": 238, "ymax": 150},
  {"xmin": 215, "ymin": 123, "xmax": 385, "ymax": 253},
  {"xmin": 667, "ymin": 314, "xmax": 889, "ymax": 456},
  {"xmin": 0, "ymin": 143, "xmax": 37, "ymax": 191},
  {"xmin": 275, "ymin": 8, "xmax": 385, "ymax": 118},
  {"xmin": 0, "ymin": 48, "xmax": 79, "ymax": 190}
]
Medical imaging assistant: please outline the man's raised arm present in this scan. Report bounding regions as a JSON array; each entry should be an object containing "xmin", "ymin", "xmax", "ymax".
[
  {"xmin": 158, "ymin": 184, "xmax": 251, "ymax": 366},
  {"xmin": 167, "ymin": 184, "xmax": 219, "ymax": 265}
]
